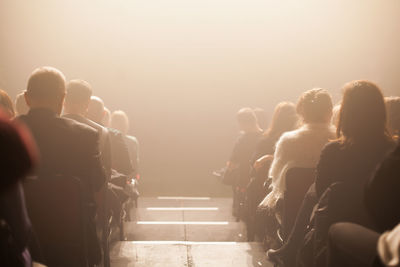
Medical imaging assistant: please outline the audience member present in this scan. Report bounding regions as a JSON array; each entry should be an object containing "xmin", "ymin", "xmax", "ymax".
[
  {"xmin": 17, "ymin": 66, "xmax": 106, "ymax": 265},
  {"xmin": 87, "ymin": 96, "xmax": 134, "ymax": 177},
  {"xmin": 102, "ymin": 107, "xmax": 111, "ymax": 127},
  {"xmin": 0, "ymin": 106, "xmax": 38, "ymax": 266},
  {"xmin": 259, "ymin": 88, "xmax": 335, "ymax": 249},
  {"xmin": 111, "ymin": 110, "xmax": 140, "ymax": 179},
  {"xmin": 246, "ymin": 102, "xmax": 298, "ymax": 241},
  {"xmin": 225, "ymin": 108, "xmax": 263, "ymax": 219},
  {"xmin": 15, "ymin": 92, "xmax": 29, "ymax": 116}
]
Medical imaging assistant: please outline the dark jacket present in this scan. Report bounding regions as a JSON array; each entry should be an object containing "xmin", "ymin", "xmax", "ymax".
[
  {"xmin": 63, "ymin": 113, "xmax": 112, "ymax": 179},
  {"xmin": 18, "ymin": 108, "xmax": 106, "ymax": 201}
]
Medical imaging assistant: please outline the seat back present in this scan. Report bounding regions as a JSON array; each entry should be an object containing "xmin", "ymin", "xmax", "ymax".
[
  {"xmin": 23, "ymin": 175, "xmax": 88, "ymax": 267},
  {"xmin": 282, "ymin": 167, "xmax": 315, "ymax": 240}
]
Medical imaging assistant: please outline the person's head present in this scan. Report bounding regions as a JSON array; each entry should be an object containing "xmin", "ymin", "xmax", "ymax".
[
  {"xmin": 64, "ymin": 79, "xmax": 93, "ymax": 115},
  {"xmin": 102, "ymin": 107, "xmax": 111, "ymax": 127},
  {"xmin": 111, "ymin": 110, "xmax": 130, "ymax": 134},
  {"xmin": 236, "ymin": 107, "xmax": 261, "ymax": 133},
  {"xmin": 265, "ymin": 101, "xmax": 298, "ymax": 138},
  {"xmin": 331, "ymin": 103, "xmax": 341, "ymax": 127},
  {"xmin": 337, "ymin": 80, "xmax": 389, "ymax": 143},
  {"xmin": 253, "ymin": 108, "xmax": 268, "ymax": 130},
  {"xmin": 15, "ymin": 91, "xmax": 29, "ymax": 116},
  {"xmin": 0, "ymin": 89, "xmax": 15, "ymax": 118},
  {"xmin": 86, "ymin": 96, "xmax": 105, "ymax": 124},
  {"xmin": 385, "ymin": 96, "xmax": 400, "ymax": 137},
  {"xmin": 24, "ymin": 66, "xmax": 66, "ymax": 115},
  {"xmin": 296, "ymin": 88, "xmax": 333, "ymax": 124}
]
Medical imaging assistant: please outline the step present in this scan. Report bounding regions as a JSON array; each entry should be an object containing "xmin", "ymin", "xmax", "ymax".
[{"xmin": 110, "ymin": 241, "xmax": 272, "ymax": 267}]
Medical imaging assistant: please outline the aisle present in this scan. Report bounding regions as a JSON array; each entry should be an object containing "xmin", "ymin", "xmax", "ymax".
[{"xmin": 110, "ymin": 197, "xmax": 272, "ymax": 267}]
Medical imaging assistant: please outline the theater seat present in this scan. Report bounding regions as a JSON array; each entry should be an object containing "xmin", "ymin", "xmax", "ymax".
[
  {"xmin": 280, "ymin": 167, "xmax": 315, "ymax": 241},
  {"xmin": 23, "ymin": 175, "xmax": 88, "ymax": 267}
]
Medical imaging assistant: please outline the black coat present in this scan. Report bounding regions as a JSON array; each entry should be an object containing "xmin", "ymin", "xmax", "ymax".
[{"xmin": 18, "ymin": 108, "xmax": 106, "ymax": 201}]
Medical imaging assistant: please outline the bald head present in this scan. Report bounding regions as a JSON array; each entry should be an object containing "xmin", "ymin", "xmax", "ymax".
[
  {"xmin": 24, "ymin": 66, "xmax": 66, "ymax": 115},
  {"xmin": 87, "ymin": 96, "xmax": 105, "ymax": 124}
]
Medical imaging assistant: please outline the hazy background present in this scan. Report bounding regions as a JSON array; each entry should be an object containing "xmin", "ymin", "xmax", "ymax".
[{"xmin": 1, "ymin": 0, "xmax": 399, "ymax": 196}]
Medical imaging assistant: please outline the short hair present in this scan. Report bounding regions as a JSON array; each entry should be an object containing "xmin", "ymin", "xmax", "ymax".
[
  {"xmin": 236, "ymin": 108, "xmax": 258, "ymax": 127},
  {"xmin": 65, "ymin": 79, "xmax": 92, "ymax": 107},
  {"xmin": 87, "ymin": 96, "xmax": 105, "ymax": 123},
  {"xmin": 337, "ymin": 80, "xmax": 389, "ymax": 143},
  {"xmin": 111, "ymin": 110, "xmax": 130, "ymax": 134},
  {"xmin": 0, "ymin": 89, "xmax": 15, "ymax": 118},
  {"xmin": 15, "ymin": 92, "xmax": 29, "ymax": 115},
  {"xmin": 296, "ymin": 88, "xmax": 333, "ymax": 123},
  {"xmin": 26, "ymin": 66, "xmax": 66, "ymax": 100},
  {"xmin": 385, "ymin": 96, "xmax": 400, "ymax": 136}
]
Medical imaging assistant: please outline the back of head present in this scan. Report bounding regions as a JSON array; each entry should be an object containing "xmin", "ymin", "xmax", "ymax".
[
  {"xmin": 25, "ymin": 66, "xmax": 66, "ymax": 114},
  {"xmin": 385, "ymin": 96, "xmax": 400, "ymax": 137},
  {"xmin": 65, "ymin": 79, "xmax": 93, "ymax": 114},
  {"xmin": 236, "ymin": 107, "xmax": 259, "ymax": 132},
  {"xmin": 337, "ymin": 80, "xmax": 388, "ymax": 143},
  {"xmin": 265, "ymin": 101, "xmax": 298, "ymax": 139},
  {"xmin": 0, "ymin": 89, "xmax": 15, "ymax": 118},
  {"xmin": 111, "ymin": 110, "xmax": 129, "ymax": 134},
  {"xmin": 15, "ymin": 92, "xmax": 29, "ymax": 116},
  {"xmin": 296, "ymin": 88, "xmax": 333, "ymax": 124},
  {"xmin": 87, "ymin": 96, "xmax": 105, "ymax": 124}
]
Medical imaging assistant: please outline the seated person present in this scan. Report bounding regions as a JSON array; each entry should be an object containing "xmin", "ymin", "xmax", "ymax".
[
  {"xmin": 110, "ymin": 110, "xmax": 140, "ymax": 180},
  {"xmin": 17, "ymin": 66, "xmax": 106, "ymax": 265},
  {"xmin": 0, "ymin": 100, "xmax": 38, "ymax": 266},
  {"xmin": 259, "ymin": 88, "xmax": 335, "ymax": 249},
  {"xmin": 328, "ymin": 140, "xmax": 400, "ymax": 267}
]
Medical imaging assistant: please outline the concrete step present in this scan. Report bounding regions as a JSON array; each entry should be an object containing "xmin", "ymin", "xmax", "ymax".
[{"xmin": 110, "ymin": 241, "xmax": 272, "ymax": 267}]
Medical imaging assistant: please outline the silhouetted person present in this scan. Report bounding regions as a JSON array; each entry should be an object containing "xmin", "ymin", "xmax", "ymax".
[
  {"xmin": 226, "ymin": 108, "xmax": 263, "ymax": 219},
  {"xmin": 111, "ymin": 110, "xmax": 140, "ymax": 179},
  {"xmin": 15, "ymin": 92, "xmax": 29, "ymax": 116},
  {"xmin": 0, "ymin": 100, "xmax": 38, "ymax": 266},
  {"xmin": 246, "ymin": 102, "xmax": 298, "ymax": 241},
  {"xmin": 17, "ymin": 66, "xmax": 106, "ymax": 265},
  {"xmin": 87, "ymin": 96, "xmax": 133, "ymax": 177},
  {"xmin": 63, "ymin": 79, "xmax": 112, "ymax": 177}
]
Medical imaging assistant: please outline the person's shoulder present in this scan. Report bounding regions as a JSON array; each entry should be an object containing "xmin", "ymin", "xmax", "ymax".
[
  {"xmin": 320, "ymin": 140, "xmax": 343, "ymax": 155},
  {"xmin": 126, "ymin": 135, "xmax": 139, "ymax": 144},
  {"xmin": 57, "ymin": 116, "xmax": 98, "ymax": 138}
]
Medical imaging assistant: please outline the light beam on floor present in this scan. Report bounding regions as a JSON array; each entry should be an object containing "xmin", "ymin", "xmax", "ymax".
[
  {"xmin": 137, "ymin": 221, "xmax": 229, "ymax": 225},
  {"xmin": 146, "ymin": 207, "xmax": 219, "ymax": 211}
]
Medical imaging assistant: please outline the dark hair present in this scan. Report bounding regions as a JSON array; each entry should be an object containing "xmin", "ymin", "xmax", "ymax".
[
  {"xmin": 264, "ymin": 101, "xmax": 298, "ymax": 139},
  {"xmin": 65, "ymin": 79, "xmax": 93, "ymax": 106},
  {"xmin": 0, "ymin": 89, "xmax": 15, "ymax": 118},
  {"xmin": 337, "ymin": 80, "xmax": 390, "ymax": 144},
  {"xmin": 385, "ymin": 96, "xmax": 400, "ymax": 137},
  {"xmin": 296, "ymin": 88, "xmax": 333, "ymax": 124}
]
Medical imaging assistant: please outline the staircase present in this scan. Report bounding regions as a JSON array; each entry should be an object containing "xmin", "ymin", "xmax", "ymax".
[{"xmin": 110, "ymin": 197, "xmax": 272, "ymax": 267}]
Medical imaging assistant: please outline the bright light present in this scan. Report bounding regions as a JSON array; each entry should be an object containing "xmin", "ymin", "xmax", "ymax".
[
  {"xmin": 137, "ymin": 221, "xmax": 228, "ymax": 225},
  {"xmin": 157, "ymin": 197, "xmax": 211, "ymax": 200},
  {"xmin": 147, "ymin": 207, "xmax": 218, "ymax": 211},
  {"xmin": 129, "ymin": 241, "xmax": 237, "ymax": 245}
]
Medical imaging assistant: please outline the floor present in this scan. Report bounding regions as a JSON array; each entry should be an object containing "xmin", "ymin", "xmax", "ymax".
[{"xmin": 110, "ymin": 197, "xmax": 273, "ymax": 267}]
